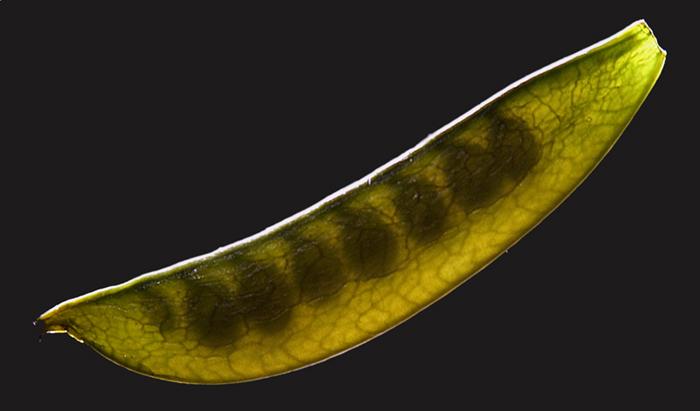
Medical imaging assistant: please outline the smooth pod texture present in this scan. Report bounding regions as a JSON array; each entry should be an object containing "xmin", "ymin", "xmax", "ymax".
[{"xmin": 38, "ymin": 21, "xmax": 665, "ymax": 384}]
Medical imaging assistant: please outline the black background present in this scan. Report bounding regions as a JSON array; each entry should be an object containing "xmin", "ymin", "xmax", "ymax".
[{"xmin": 3, "ymin": 1, "xmax": 696, "ymax": 409}]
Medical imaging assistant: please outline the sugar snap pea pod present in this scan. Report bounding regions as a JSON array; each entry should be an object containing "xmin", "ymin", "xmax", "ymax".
[{"xmin": 37, "ymin": 20, "xmax": 665, "ymax": 384}]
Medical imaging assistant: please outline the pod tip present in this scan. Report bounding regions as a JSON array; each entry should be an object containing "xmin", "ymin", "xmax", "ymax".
[
  {"xmin": 35, "ymin": 309, "xmax": 69, "ymax": 335},
  {"xmin": 636, "ymin": 19, "xmax": 667, "ymax": 57}
]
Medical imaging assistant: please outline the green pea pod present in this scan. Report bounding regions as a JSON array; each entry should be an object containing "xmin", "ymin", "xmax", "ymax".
[{"xmin": 38, "ymin": 20, "xmax": 665, "ymax": 384}]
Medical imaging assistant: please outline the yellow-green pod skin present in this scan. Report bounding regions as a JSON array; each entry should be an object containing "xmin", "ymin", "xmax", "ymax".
[{"xmin": 38, "ymin": 21, "xmax": 665, "ymax": 384}]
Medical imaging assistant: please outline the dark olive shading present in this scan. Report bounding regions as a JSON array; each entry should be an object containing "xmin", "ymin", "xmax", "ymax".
[
  {"xmin": 129, "ymin": 284, "xmax": 173, "ymax": 330},
  {"xmin": 286, "ymin": 233, "xmax": 347, "ymax": 302},
  {"xmin": 442, "ymin": 111, "xmax": 541, "ymax": 214},
  {"xmin": 132, "ymin": 280, "xmax": 184, "ymax": 338},
  {"xmin": 393, "ymin": 176, "xmax": 449, "ymax": 244},
  {"xmin": 177, "ymin": 273, "xmax": 247, "ymax": 347},
  {"xmin": 151, "ymin": 256, "xmax": 296, "ymax": 346},
  {"xmin": 232, "ymin": 257, "xmax": 295, "ymax": 331},
  {"xmin": 336, "ymin": 207, "xmax": 398, "ymax": 280}
]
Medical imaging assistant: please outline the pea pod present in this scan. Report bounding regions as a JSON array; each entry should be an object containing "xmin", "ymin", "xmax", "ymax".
[{"xmin": 38, "ymin": 20, "xmax": 665, "ymax": 384}]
